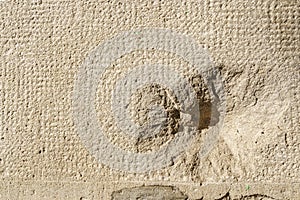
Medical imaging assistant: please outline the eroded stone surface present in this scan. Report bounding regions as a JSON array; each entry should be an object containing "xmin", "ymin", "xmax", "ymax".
[{"xmin": 0, "ymin": 0, "xmax": 299, "ymax": 199}]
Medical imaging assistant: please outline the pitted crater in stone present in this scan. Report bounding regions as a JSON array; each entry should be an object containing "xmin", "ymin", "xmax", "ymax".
[
  {"xmin": 73, "ymin": 28, "xmax": 226, "ymax": 172},
  {"xmin": 99, "ymin": 70, "xmax": 212, "ymax": 154},
  {"xmin": 95, "ymin": 50, "xmax": 214, "ymax": 154}
]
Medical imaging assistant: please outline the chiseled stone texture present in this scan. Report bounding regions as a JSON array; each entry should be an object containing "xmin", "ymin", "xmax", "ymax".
[{"xmin": 0, "ymin": 0, "xmax": 299, "ymax": 199}]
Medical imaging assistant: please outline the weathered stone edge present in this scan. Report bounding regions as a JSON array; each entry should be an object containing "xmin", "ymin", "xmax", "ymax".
[{"xmin": 0, "ymin": 181, "xmax": 299, "ymax": 199}]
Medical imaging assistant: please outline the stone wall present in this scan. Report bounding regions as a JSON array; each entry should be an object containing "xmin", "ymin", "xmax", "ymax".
[{"xmin": 0, "ymin": 0, "xmax": 299, "ymax": 199}]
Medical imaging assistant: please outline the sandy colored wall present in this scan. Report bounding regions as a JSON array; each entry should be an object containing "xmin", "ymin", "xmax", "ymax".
[{"xmin": 0, "ymin": 0, "xmax": 299, "ymax": 199}]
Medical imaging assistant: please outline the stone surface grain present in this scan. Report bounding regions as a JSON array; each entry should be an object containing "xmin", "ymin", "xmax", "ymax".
[{"xmin": 0, "ymin": 0, "xmax": 299, "ymax": 199}]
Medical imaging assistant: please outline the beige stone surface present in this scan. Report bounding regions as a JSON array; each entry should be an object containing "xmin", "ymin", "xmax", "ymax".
[{"xmin": 0, "ymin": 0, "xmax": 299, "ymax": 199}]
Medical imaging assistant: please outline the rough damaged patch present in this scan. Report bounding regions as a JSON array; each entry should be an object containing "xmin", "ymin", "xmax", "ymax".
[{"xmin": 73, "ymin": 28, "xmax": 226, "ymax": 172}]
